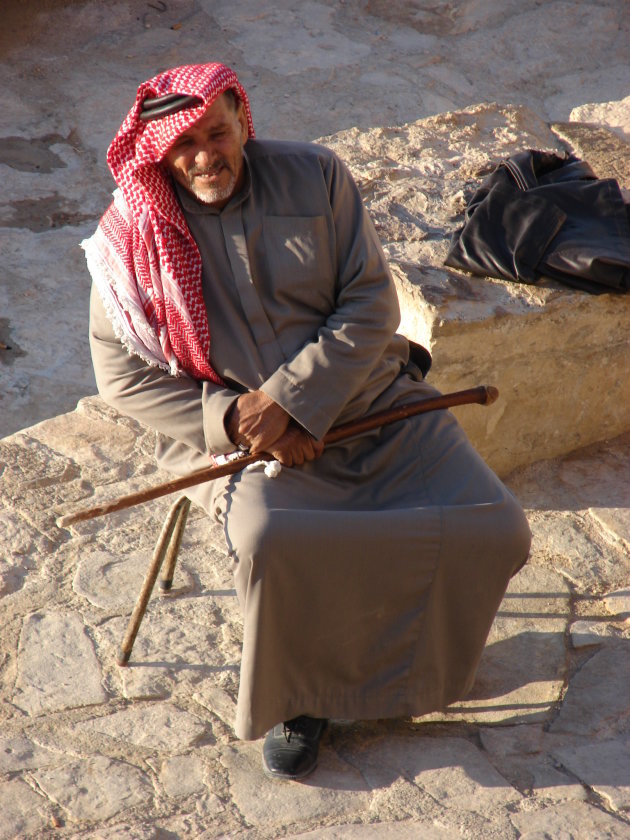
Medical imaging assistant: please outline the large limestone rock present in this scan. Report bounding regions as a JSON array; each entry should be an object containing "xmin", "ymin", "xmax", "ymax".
[{"xmin": 322, "ymin": 104, "xmax": 630, "ymax": 475}]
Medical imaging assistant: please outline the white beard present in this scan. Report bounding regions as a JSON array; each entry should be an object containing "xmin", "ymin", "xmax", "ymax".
[{"xmin": 188, "ymin": 171, "xmax": 236, "ymax": 206}]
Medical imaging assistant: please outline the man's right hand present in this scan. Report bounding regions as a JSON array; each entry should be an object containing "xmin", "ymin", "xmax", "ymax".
[
  {"xmin": 226, "ymin": 390, "xmax": 323, "ymax": 466},
  {"xmin": 227, "ymin": 390, "xmax": 289, "ymax": 453}
]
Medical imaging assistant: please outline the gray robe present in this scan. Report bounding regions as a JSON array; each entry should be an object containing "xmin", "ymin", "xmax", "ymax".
[{"xmin": 89, "ymin": 139, "xmax": 531, "ymax": 740}]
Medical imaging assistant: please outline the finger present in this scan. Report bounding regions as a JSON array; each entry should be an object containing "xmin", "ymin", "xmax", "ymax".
[
  {"xmin": 292, "ymin": 448, "xmax": 305, "ymax": 466},
  {"xmin": 268, "ymin": 426, "xmax": 321, "ymax": 466},
  {"xmin": 301, "ymin": 435, "xmax": 323, "ymax": 462},
  {"xmin": 269, "ymin": 442, "xmax": 301, "ymax": 467},
  {"xmin": 271, "ymin": 449, "xmax": 294, "ymax": 467},
  {"xmin": 247, "ymin": 423, "xmax": 287, "ymax": 454}
]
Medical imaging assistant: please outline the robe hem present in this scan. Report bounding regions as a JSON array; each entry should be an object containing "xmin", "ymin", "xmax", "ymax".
[{"xmin": 235, "ymin": 682, "xmax": 471, "ymax": 741}]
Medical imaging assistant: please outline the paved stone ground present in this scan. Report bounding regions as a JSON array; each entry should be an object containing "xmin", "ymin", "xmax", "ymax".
[
  {"xmin": 2, "ymin": 1, "xmax": 630, "ymax": 837},
  {"xmin": 1, "ymin": 397, "xmax": 629, "ymax": 838}
]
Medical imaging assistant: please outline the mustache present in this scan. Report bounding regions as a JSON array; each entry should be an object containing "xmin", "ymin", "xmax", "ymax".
[{"xmin": 188, "ymin": 162, "xmax": 228, "ymax": 177}]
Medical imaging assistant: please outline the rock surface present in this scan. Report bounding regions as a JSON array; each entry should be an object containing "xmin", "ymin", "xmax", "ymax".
[
  {"xmin": 322, "ymin": 107, "xmax": 630, "ymax": 473},
  {"xmin": 33, "ymin": 755, "xmax": 154, "ymax": 823}
]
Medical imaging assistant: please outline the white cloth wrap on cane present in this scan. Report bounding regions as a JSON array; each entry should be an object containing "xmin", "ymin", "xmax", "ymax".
[
  {"xmin": 212, "ymin": 452, "xmax": 282, "ymax": 478},
  {"xmin": 244, "ymin": 460, "xmax": 282, "ymax": 478}
]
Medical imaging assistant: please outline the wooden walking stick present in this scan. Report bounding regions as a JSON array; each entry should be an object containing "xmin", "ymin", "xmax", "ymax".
[
  {"xmin": 117, "ymin": 494, "xmax": 190, "ymax": 665},
  {"xmin": 57, "ymin": 385, "xmax": 498, "ymax": 528}
]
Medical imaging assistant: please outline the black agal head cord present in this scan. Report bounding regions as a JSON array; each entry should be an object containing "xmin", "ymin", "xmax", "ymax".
[{"xmin": 139, "ymin": 93, "xmax": 203, "ymax": 121}]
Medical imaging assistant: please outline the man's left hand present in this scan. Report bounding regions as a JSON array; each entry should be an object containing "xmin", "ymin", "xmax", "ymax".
[{"xmin": 266, "ymin": 424, "xmax": 325, "ymax": 467}]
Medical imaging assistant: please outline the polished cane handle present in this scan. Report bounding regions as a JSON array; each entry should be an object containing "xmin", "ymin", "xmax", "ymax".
[{"xmin": 323, "ymin": 385, "xmax": 498, "ymax": 444}]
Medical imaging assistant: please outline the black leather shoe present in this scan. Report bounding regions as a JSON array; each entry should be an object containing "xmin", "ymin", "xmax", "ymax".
[{"xmin": 262, "ymin": 715, "xmax": 327, "ymax": 780}]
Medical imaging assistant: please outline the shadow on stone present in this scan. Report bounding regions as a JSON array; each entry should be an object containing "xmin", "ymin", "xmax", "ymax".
[
  {"xmin": 0, "ymin": 318, "xmax": 25, "ymax": 364},
  {"xmin": 0, "ymin": 134, "xmax": 67, "ymax": 173},
  {"xmin": 0, "ymin": 194, "xmax": 95, "ymax": 232},
  {"xmin": 461, "ymin": 630, "xmax": 566, "ymax": 702}
]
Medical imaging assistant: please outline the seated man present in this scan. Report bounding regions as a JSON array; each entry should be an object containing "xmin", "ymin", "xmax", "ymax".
[{"xmin": 86, "ymin": 62, "xmax": 531, "ymax": 781}]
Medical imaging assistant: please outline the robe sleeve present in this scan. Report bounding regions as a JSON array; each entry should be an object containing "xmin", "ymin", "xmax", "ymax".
[
  {"xmin": 259, "ymin": 152, "xmax": 401, "ymax": 439},
  {"xmin": 89, "ymin": 283, "xmax": 238, "ymax": 455}
]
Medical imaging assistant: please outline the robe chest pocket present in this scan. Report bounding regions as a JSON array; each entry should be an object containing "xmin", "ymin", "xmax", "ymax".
[{"xmin": 262, "ymin": 215, "xmax": 335, "ymax": 305}]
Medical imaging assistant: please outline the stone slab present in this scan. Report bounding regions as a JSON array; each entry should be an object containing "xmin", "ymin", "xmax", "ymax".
[
  {"xmin": 550, "ymin": 645, "xmax": 630, "ymax": 738},
  {"xmin": 510, "ymin": 800, "xmax": 629, "ymax": 839},
  {"xmin": 505, "ymin": 434, "xmax": 630, "ymax": 593},
  {"xmin": 193, "ymin": 683, "xmax": 238, "ymax": 731},
  {"xmin": 571, "ymin": 95, "xmax": 630, "ymax": 142},
  {"xmin": 0, "ymin": 734, "xmax": 59, "ymax": 773},
  {"xmin": 33, "ymin": 755, "xmax": 154, "ymax": 822},
  {"xmin": 204, "ymin": 1, "xmax": 372, "ymax": 75},
  {"xmin": 13, "ymin": 611, "xmax": 107, "ymax": 715},
  {"xmin": 570, "ymin": 620, "xmax": 616, "ymax": 649},
  {"xmin": 73, "ymin": 549, "xmax": 193, "ymax": 611},
  {"xmin": 341, "ymin": 734, "xmax": 520, "ymax": 815},
  {"xmin": 289, "ymin": 824, "xmax": 458, "ymax": 839},
  {"xmin": 74, "ymin": 703, "xmax": 208, "ymax": 752},
  {"xmin": 553, "ymin": 118, "xmax": 630, "ymax": 186},
  {"xmin": 0, "ymin": 433, "xmax": 83, "ymax": 513},
  {"xmin": 0, "ymin": 508, "xmax": 51, "ymax": 597},
  {"xmin": 221, "ymin": 741, "xmax": 370, "ymax": 828},
  {"xmin": 523, "ymin": 510, "xmax": 628, "ymax": 594},
  {"xmin": 27, "ymin": 409, "xmax": 138, "ymax": 464},
  {"xmin": 95, "ymin": 597, "xmax": 240, "ymax": 676},
  {"xmin": 91, "ymin": 588, "xmax": 241, "ymax": 705},
  {"xmin": 157, "ymin": 753, "xmax": 206, "ymax": 798},
  {"xmin": 0, "ymin": 227, "xmax": 98, "ymax": 439},
  {"xmin": 119, "ymin": 666, "xmax": 174, "ymax": 703},
  {"xmin": 591, "ymin": 507, "xmax": 630, "ymax": 547},
  {"xmin": 158, "ymin": 795, "xmax": 226, "ymax": 839},
  {"xmin": 194, "ymin": 791, "xmax": 225, "ymax": 819},
  {"xmin": 69, "ymin": 825, "xmax": 158, "ymax": 840},
  {"xmin": 479, "ymin": 726, "xmax": 588, "ymax": 804},
  {"xmin": 0, "ymin": 778, "xmax": 50, "ymax": 840},
  {"xmin": 604, "ymin": 589, "xmax": 630, "ymax": 621},
  {"xmin": 553, "ymin": 737, "xmax": 630, "ymax": 812}
]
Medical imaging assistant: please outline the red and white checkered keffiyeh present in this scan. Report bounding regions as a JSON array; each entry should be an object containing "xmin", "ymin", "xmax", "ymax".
[{"xmin": 82, "ymin": 63, "xmax": 255, "ymax": 382}]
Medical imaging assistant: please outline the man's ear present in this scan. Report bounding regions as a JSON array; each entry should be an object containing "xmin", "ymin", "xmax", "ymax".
[{"xmin": 237, "ymin": 101, "xmax": 249, "ymax": 142}]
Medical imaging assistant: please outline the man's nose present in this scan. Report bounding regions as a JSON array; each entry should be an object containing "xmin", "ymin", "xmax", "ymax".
[{"xmin": 194, "ymin": 146, "xmax": 216, "ymax": 167}]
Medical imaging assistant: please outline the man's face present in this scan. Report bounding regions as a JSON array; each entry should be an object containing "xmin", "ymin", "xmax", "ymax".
[{"xmin": 163, "ymin": 93, "xmax": 249, "ymax": 208}]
